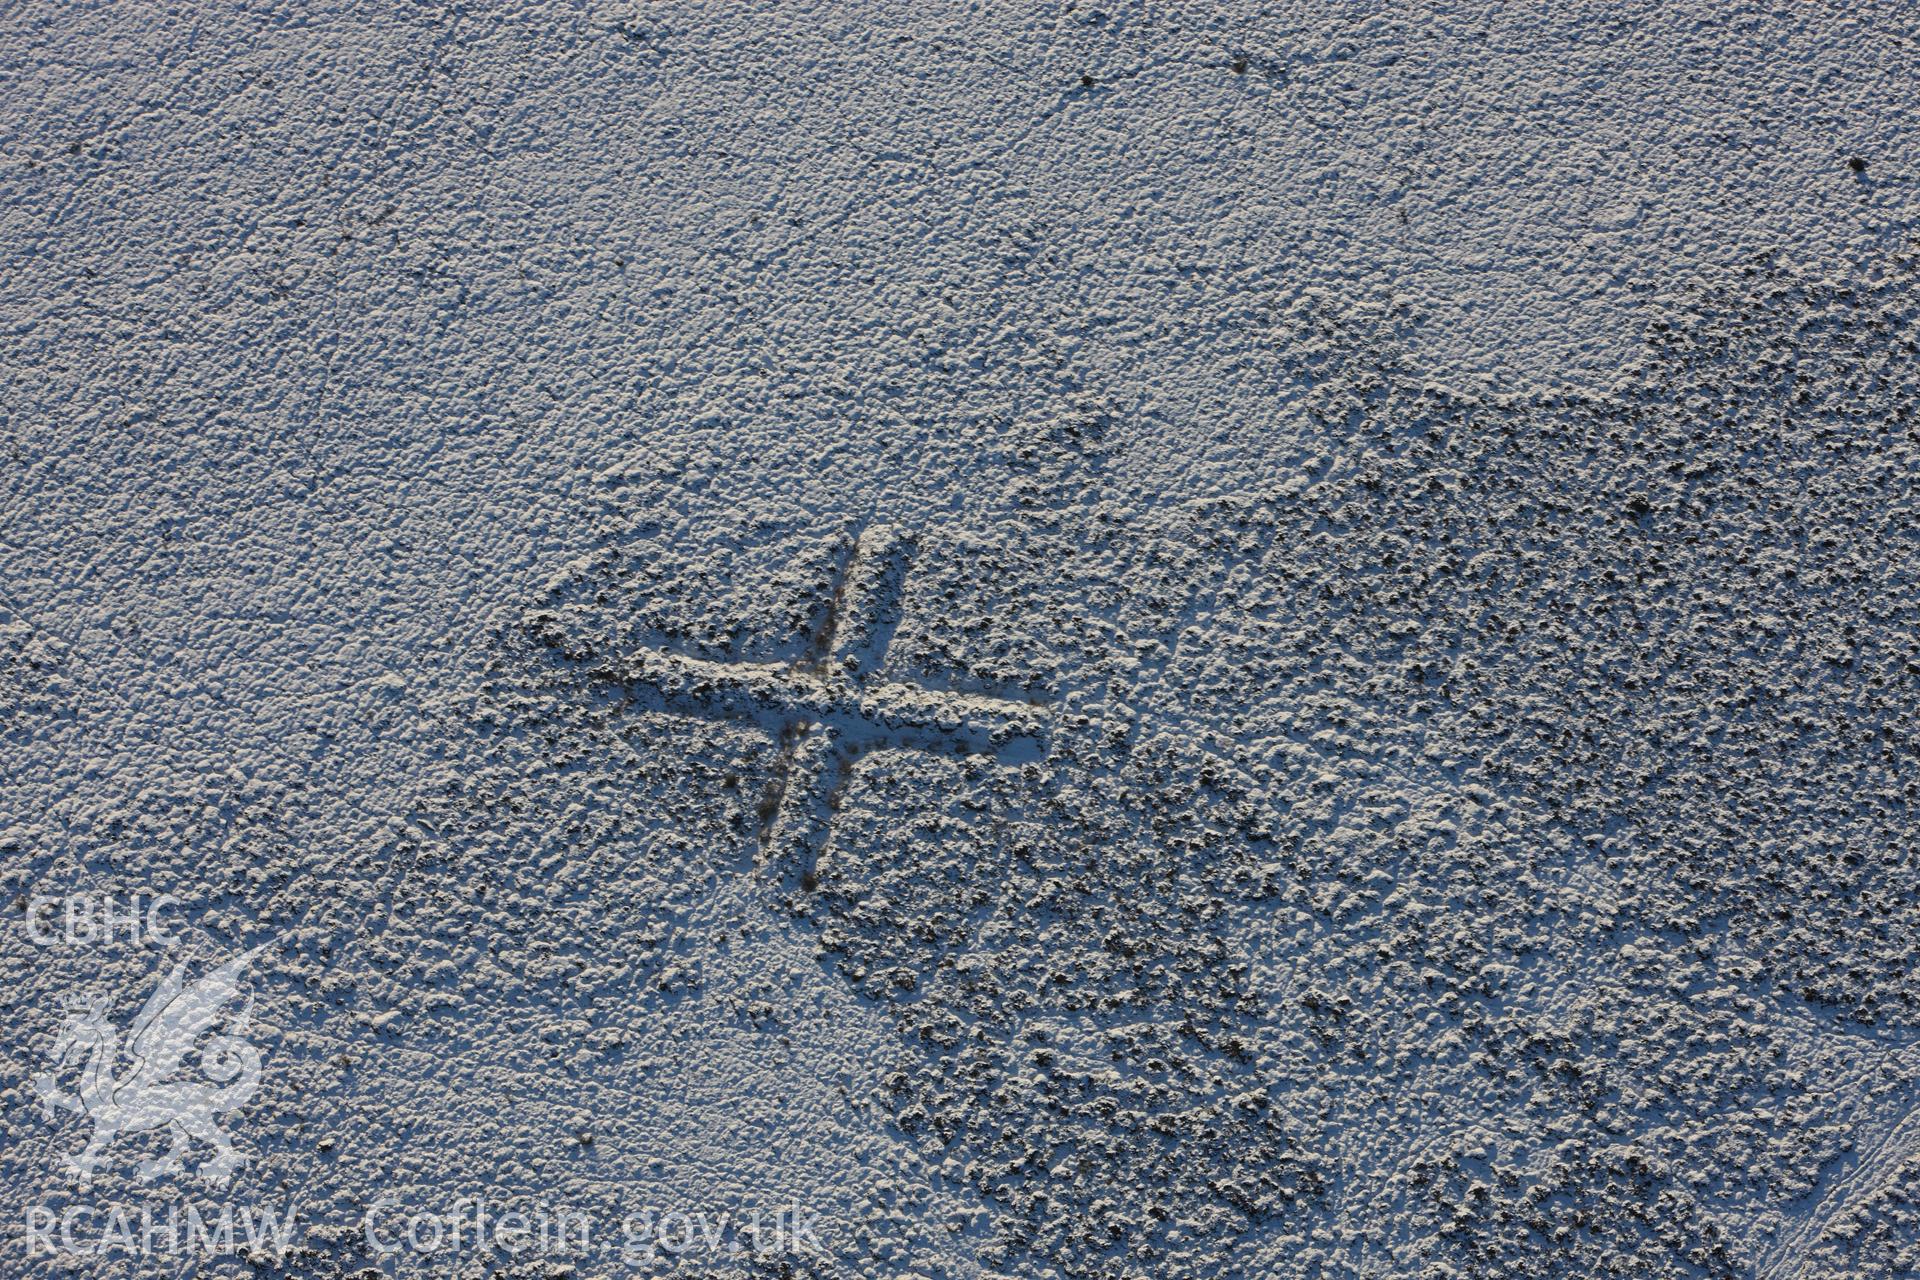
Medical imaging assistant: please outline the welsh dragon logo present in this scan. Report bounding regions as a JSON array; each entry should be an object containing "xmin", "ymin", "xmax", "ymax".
[{"xmin": 33, "ymin": 944, "xmax": 267, "ymax": 1188}]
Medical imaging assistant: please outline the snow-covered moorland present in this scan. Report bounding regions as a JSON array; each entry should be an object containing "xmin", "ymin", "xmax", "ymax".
[{"xmin": 4, "ymin": 4, "xmax": 1919, "ymax": 1277}]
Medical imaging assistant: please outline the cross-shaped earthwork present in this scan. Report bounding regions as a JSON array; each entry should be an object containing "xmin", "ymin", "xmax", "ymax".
[{"xmin": 561, "ymin": 525, "xmax": 1048, "ymax": 887}]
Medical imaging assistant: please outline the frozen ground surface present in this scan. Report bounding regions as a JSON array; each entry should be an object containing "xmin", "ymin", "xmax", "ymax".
[{"xmin": 3, "ymin": 2, "xmax": 1920, "ymax": 1277}]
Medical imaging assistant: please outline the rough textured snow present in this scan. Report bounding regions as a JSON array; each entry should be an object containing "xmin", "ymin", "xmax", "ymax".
[{"xmin": 4, "ymin": 3, "xmax": 1920, "ymax": 1278}]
